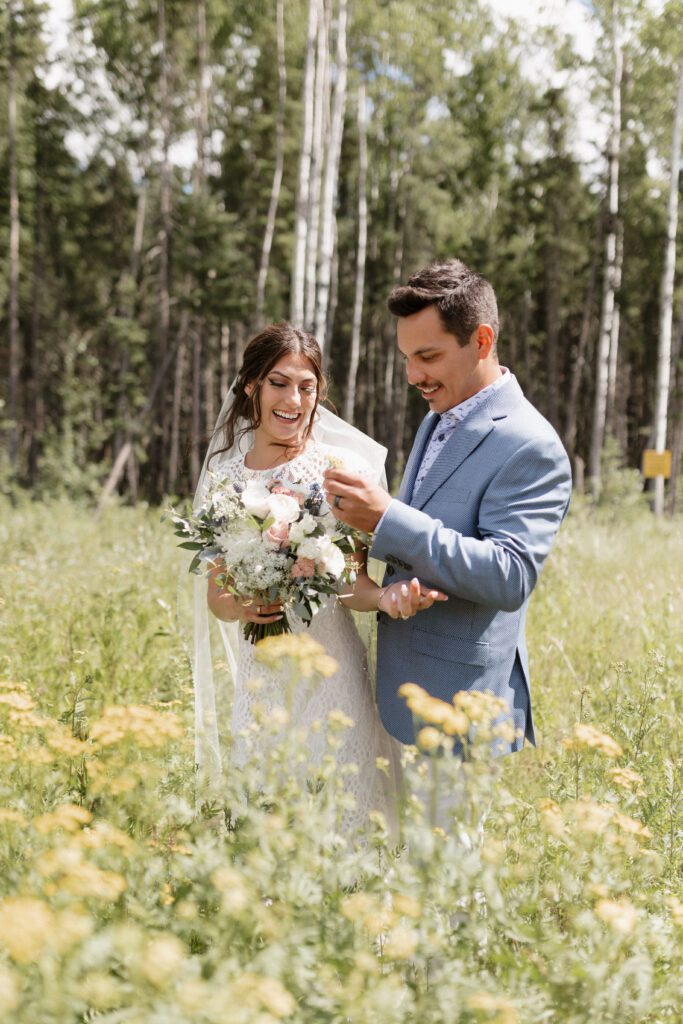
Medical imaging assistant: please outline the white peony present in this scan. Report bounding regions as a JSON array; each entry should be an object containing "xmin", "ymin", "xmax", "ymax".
[
  {"xmin": 289, "ymin": 513, "xmax": 318, "ymax": 544},
  {"xmin": 267, "ymin": 492, "xmax": 301, "ymax": 524},
  {"xmin": 295, "ymin": 536, "xmax": 325, "ymax": 561},
  {"xmin": 317, "ymin": 538, "xmax": 346, "ymax": 578},
  {"xmin": 240, "ymin": 480, "xmax": 272, "ymax": 518}
]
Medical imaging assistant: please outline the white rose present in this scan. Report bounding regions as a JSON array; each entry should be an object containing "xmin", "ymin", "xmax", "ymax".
[
  {"xmin": 240, "ymin": 480, "xmax": 272, "ymax": 518},
  {"xmin": 317, "ymin": 538, "xmax": 346, "ymax": 578},
  {"xmin": 267, "ymin": 492, "xmax": 301, "ymax": 524}
]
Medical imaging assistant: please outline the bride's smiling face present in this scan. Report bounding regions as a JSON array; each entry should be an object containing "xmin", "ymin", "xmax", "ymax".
[{"xmin": 246, "ymin": 352, "xmax": 319, "ymax": 447}]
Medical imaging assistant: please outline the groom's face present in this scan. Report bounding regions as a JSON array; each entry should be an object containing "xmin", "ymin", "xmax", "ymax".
[{"xmin": 397, "ymin": 305, "xmax": 484, "ymax": 414}]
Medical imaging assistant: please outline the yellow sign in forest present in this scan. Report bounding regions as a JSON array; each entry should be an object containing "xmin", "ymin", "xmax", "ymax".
[{"xmin": 642, "ymin": 449, "xmax": 672, "ymax": 479}]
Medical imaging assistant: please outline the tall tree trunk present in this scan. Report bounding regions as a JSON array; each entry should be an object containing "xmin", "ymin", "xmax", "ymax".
[
  {"xmin": 27, "ymin": 168, "xmax": 44, "ymax": 486},
  {"xmin": 157, "ymin": 0, "xmax": 173, "ymax": 496},
  {"xmin": 653, "ymin": 56, "xmax": 683, "ymax": 517},
  {"xmin": 290, "ymin": 0, "xmax": 318, "ymax": 327},
  {"xmin": 314, "ymin": 0, "xmax": 347, "ymax": 354},
  {"xmin": 606, "ymin": 222, "xmax": 623, "ymax": 437},
  {"xmin": 304, "ymin": 0, "xmax": 327, "ymax": 329},
  {"xmin": 255, "ymin": 0, "xmax": 286, "ymax": 330},
  {"xmin": 343, "ymin": 80, "xmax": 368, "ymax": 423},
  {"xmin": 219, "ymin": 322, "xmax": 230, "ymax": 401},
  {"xmin": 7, "ymin": 1, "xmax": 21, "ymax": 474},
  {"xmin": 666, "ymin": 310, "xmax": 683, "ymax": 515},
  {"xmin": 565, "ymin": 217, "xmax": 602, "ymax": 457},
  {"xmin": 190, "ymin": 0, "xmax": 209, "ymax": 490},
  {"xmin": 588, "ymin": 2, "xmax": 622, "ymax": 499},
  {"xmin": 544, "ymin": 241, "xmax": 561, "ymax": 430}
]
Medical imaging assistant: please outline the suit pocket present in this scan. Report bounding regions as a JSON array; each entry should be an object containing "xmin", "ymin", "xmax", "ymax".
[
  {"xmin": 448, "ymin": 487, "xmax": 472, "ymax": 503},
  {"xmin": 413, "ymin": 628, "xmax": 489, "ymax": 667}
]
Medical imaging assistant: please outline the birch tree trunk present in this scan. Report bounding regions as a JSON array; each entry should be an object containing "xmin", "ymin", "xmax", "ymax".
[
  {"xmin": 588, "ymin": 3, "xmax": 622, "ymax": 499},
  {"xmin": 653, "ymin": 56, "xmax": 683, "ymax": 517},
  {"xmin": 255, "ymin": 0, "xmax": 287, "ymax": 329},
  {"xmin": 290, "ymin": 0, "xmax": 318, "ymax": 327},
  {"xmin": 314, "ymin": 0, "xmax": 347, "ymax": 354},
  {"xmin": 157, "ymin": 0, "xmax": 173, "ymax": 494},
  {"xmin": 305, "ymin": 0, "xmax": 328, "ymax": 329},
  {"xmin": 190, "ymin": 0, "xmax": 209, "ymax": 489},
  {"xmin": 343, "ymin": 81, "xmax": 368, "ymax": 422},
  {"xmin": 7, "ymin": 0, "xmax": 21, "ymax": 472},
  {"xmin": 606, "ymin": 223, "xmax": 623, "ymax": 437},
  {"xmin": 666, "ymin": 311, "xmax": 683, "ymax": 516}
]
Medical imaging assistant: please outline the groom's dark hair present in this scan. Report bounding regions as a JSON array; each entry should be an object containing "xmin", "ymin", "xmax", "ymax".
[{"xmin": 387, "ymin": 258, "xmax": 499, "ymax": 349}]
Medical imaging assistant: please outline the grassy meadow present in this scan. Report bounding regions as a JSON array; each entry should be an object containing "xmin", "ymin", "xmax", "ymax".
[{"xmin": 0, "ymin": 495, "xmax": 681, "ymax": 1023}]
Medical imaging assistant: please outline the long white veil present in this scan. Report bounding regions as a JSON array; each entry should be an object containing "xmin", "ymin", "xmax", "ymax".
[{"xmin": 187, "ymin": 379, "xmax": 388, "ymax": 790}]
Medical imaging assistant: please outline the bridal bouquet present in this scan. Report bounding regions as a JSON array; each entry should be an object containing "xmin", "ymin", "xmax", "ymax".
[{"xmin": 170, "ymin": 472, "xmax": 360, "ymax": 643}]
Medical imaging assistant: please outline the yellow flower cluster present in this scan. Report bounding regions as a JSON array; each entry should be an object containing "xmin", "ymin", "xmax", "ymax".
[
  {"xmin": 33, "ymin": 803, "xmax": 92, "ymax": 835},
  {"xmin": 255, "ymin": 634, "xmax": 339, "ymax": 679},
  {"xmin": 562, "ymin": 723, "xmax": 623, "ymax": 758},
  {"xmin": 539, "ymin": 797, "xmax": 652, "ymax": 848},
  {"xmin": 607, "ymin": 766, "xmax": 645, "ymax": 793},
  {"xmin": 36, "ymin": 845, "xmax": 127, "ymax": 900},
  {"xmin": 466, "ymin": 992, "xmax": 519, "ymax": 1024},
  {"xmin": 0, "ymin": 899, "xmax": 93, "ymax": 963},
  {"xmin": 399, "ymin": 682, "xmax": 513, "ymax": 747},
  {"xmin": 595, "ymin": 897, "xmax": 638, "ymax": 935},
  {"xmin": 229, "ymin": 972, "xmax": 296, "ymax": 1018},
  {"xmin": 90, "ymin": 704, "xmax": 184, "ymax": 749}
]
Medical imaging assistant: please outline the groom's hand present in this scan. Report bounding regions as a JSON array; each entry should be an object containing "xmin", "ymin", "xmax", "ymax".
[{"xmin": 323, "ymin": 468, "xmax": 392, "ymax": 532}]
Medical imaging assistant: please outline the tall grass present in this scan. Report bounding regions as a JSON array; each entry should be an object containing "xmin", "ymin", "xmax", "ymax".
[{"xmin": 0, "ymin": 497, "xmax": 681, "ymax": 1023}]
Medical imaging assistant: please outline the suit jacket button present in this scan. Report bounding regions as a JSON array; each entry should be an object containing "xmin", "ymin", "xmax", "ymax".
[{"xmin": 386, "ymin": 566, "xmax": 395, "ymax": 576}]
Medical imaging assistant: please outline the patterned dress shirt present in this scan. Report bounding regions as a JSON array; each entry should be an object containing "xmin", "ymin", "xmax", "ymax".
[{"xmin": 411, "ymin": 369, "xmax": 511, "ymax": 500}]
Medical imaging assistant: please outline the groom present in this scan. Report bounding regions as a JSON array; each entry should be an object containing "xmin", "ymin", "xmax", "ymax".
[{"xmin": 324, "ymin": 258, "xmax": 572, "ymax": 754}]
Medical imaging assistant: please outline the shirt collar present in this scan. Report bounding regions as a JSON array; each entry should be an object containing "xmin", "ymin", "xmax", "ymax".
[{"xmin": 439, "ymin": 367, "xmax": 510, "ymax": 427}]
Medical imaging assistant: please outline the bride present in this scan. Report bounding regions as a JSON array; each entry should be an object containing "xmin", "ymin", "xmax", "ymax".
[{"xmin": 193, "ymin": 322, "xmax": 444, "ymax": 833}]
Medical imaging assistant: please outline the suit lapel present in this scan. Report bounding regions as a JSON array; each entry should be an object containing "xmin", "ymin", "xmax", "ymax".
[
  {"xmin": 398, "ymin": 413, "xmax": 439, "ymax": 503},
  {"xmin": 412, "ymin": 374, "xmax": 524, "ymax": 510}
]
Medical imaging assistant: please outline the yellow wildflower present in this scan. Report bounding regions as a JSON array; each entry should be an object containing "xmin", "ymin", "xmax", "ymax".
[
  {"xmin": 0, "ymin": 692, "xmax": 35, "ymax": 712},
  {"xmin": 608, "ymin": 766, "xmax": 645, "ymax": 793},
  {"xmin": 0, "ymin": 735, "xmax": 18, "ymax": 760},
  {"xmin": 611, "ymin": 811, "xmax": 652, "ymax": 841},
  {"xmin": 80, "ymin": 972, "xmax": 121, "ymax": 1011},
  {"xmin": 90, "ymin": 704, "xmax": 184, "ymax": 748},
  {"xmin": 139, "ymin": 934, "xmax": 186, "ymax": 987},
  {"xmin": 454, "ymin": 690, "xmax": 508, "ymax": 725},
  {"xmin": 398, "ymin": 682, "xmax": 428, "ymax": 702},
  {"xmin": 666, "ymin": 897, "xmax": 683, "ymax": 928},
  {"xmin": 568, "ymin": 799, "xmax": 613, "ymax": 835},
  {"xmin": 22, "ymin": 745, "xmax": 55, "ymax": 765},
  {"xmin": 52, "ymin": 908, "xmax": 94, "ymax": 952},
  {"xmin": 33, "ymin": 803, "xmax": 93, "ymax": 835},
  {"xmin": 255, "ymin": 634, "xmax": 338, "ymax": 678},
  {"xmin": 416, "ymin": 726, "xmax": 443, "ymax": 752},
  {"xmin": 466, "ymin": 993, "xmax": 518, "ymax": 1024},
  {"xmin": 393, "ymin": 894, "xmax": 422, "ymax": 918},
  {"xmin": 211, "ymin": 866, "xmax": 249, "ymax": 913},
  {"xmin": 595, "ymin": 897, "xmax": 638, "ymax": 935},
  {"xmin": 0, "ymin": 898, "xmax": 54, "ymax": 963},
  {"xmin": 328, "ymin": 709, "xmax": 355, "ymax": 729},
  {"xmin": 538, "ymin": 799, "xmax": 566, "ymax": 839},
  {"xmin": 0, "ymin": 965, "xmax": 19, "ymax": 1013},
  {"xmin": 563, "ymin": 723, "xmax": 623, "ymax": 758},
  {"xmin": 0, "ymin": 809, "xmax": 26, "ymax": 826},
  {"xmin": 230, "ymin": 973, "xmax": 296, "ymax": 1018},
  {"xmin": 45, "ymin": 728, "xmax": 89, "ymax": 757},
  {"xmin": 383, "ymin": 924, "xmax": 418, "ymax": 960}
]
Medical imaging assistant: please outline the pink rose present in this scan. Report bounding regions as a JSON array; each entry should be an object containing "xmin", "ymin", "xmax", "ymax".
[
  {"xmin": 271, "ymin": 484, "xmax": 305, "ymax": 505},
  {"xmin": 265, "ymin": 521, "xmax": 290, "ymax": 550},
  {"xmin": 291, "ymin": 557, "xmax": 315, "ymax": 578}
]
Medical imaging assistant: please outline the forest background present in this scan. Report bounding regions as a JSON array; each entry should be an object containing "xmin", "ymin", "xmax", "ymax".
[{"xmin": 1, "ymin": 0, "xmax": 683, "ymax": 512}]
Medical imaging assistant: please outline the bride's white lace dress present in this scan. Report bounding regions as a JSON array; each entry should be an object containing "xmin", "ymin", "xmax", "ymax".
[{"xmin": 219, "ymin": 440, "xmax": 402, "ymax": 834}]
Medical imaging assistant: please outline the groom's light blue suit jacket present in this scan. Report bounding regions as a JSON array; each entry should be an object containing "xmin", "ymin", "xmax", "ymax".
[{"xmin": 370, "ymin": 374, "xmax": 572, "ymax": 752}]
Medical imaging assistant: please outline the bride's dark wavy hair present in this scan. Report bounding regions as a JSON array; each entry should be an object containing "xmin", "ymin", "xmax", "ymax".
[{"xmin": 208, "ymin": 322, "xmax": 328, "ymax": 466}]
